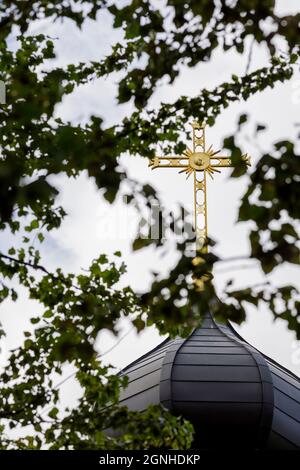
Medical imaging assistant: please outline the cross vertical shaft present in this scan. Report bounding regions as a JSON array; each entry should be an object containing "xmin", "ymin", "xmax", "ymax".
[{"xmin": 192, "ymin": 122, "xmax": 208, "ymax": 253}]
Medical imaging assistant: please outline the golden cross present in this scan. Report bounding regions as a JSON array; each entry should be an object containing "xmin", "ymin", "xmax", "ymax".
[{"xmin": 149, "ymin": 122, "xmax": 251, "ymax": 254}]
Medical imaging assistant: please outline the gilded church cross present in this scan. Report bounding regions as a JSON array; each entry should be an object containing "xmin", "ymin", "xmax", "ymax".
[{"xmin": 149, "ymin": 122, "xmax": 251, "ymax": 253}]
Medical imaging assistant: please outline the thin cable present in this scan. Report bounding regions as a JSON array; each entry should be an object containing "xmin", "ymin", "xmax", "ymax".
[
  {"xmin": 55, "ymin": 326, "xmax": 135, "ymax": 389},
  {"xmin": 40, "ymin": 326, "xmax": 135, "ymax": 417}
]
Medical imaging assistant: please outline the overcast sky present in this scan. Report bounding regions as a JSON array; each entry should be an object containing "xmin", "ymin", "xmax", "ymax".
[{"xmin": 1, "ymin": 0, "xmax": 300, "ymax": 410}]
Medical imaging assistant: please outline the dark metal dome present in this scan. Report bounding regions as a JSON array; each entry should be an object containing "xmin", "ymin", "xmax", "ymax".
[{"xmin": 119, "ymin": 313, "xmax": 300, "ymax": 449}]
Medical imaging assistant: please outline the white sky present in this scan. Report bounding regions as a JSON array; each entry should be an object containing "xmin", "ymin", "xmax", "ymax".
[{"xmin": 1, "ymin": 0, "xmax": 300, "ymax": 411}]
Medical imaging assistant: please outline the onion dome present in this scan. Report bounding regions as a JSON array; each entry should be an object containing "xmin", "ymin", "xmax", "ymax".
[{"xmin": 119, "ymin": 313, "xmax": 300, "ymax": 449}]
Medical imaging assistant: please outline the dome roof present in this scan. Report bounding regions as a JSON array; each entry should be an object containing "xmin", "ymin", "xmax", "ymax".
[{"xmin": 119, "ymin": 313, "xmax": 300, "ymax": 449}]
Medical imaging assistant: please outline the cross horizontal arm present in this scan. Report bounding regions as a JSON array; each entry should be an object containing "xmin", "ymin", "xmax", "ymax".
[
  {"xmin": 210, "ymin": 153, "xmax": 251, "ymax": 168},
  {"xmin": 210, "ymin": 156, "xmax": 232, "ymax": 167},
  {"xmin": 149, "ymin": 156, "xmax": 188, "ymax": 169}
]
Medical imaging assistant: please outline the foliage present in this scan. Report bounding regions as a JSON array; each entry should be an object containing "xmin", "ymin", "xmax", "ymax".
[{"xmin": 0, "ymin": 0, "xmax": 299, "ymax": 449}]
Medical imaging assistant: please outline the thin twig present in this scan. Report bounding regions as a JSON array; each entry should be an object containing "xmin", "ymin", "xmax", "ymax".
[
  {"xmin": 0, "ymin": 252, "xmax": 81, "ymax": 290},
  {"xmin": 215, "ymin": 263, "xmax": 258, "ymax": 274},
  {"xmin": 215, "ymin": 255, "xmax": 252, "ymax": 264},
  {"xmin": 245, "ymin": 37, "xmax": 255, "ymax": 75},
  {"xmin": 0, "ymin": 252, "xmax": 50, "ymax": 275}
]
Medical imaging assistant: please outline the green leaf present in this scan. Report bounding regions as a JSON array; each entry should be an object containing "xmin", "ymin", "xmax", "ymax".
[{"xmin": 48, "ymin": 407, "xmax": 59, "ymax": 419}]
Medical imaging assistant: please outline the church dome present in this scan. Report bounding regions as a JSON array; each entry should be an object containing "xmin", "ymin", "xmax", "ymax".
[{"xmin": 119, "ymin": 313, "xmax": 300, "ymax": 449}]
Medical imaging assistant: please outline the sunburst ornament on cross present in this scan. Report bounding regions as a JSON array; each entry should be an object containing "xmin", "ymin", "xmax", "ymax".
[{"xmin": 149, "ymin": 121, "xmax": 251, "ymax": 254}]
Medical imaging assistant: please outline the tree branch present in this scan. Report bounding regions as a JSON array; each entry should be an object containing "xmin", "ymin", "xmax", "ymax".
[{"xmin": 0, "ymin": 252, "xmax": 50, "ymax": 275}]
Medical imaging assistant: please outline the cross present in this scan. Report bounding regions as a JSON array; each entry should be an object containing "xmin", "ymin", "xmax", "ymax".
[{"xmin": 149, "ymin": 122, "xmax": 251, "ymax": 255}]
